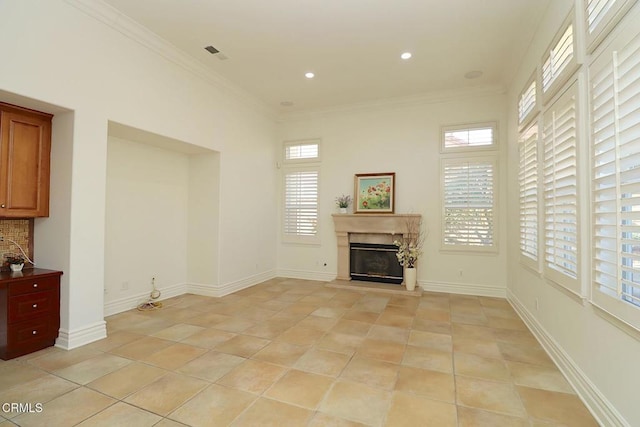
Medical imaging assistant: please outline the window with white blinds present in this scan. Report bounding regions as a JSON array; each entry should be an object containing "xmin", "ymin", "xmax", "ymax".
[
  {"xmin": 441, "ymin": 123, "xmax": 496, "ymax": 152},
  {"xmin": 519, "ymin": 120, "xmax": 539, "ymax": 268},
  {"xmin": 585, "ymin": 0, "xmax": 634, "ymax": 52},
  {"xmin": 442, "ymin": 157, "xmax": 496, "ymax": 251},
  {"xmin": 284, "ymin": 170, "xmax": 319, "ymax": 239},
  {"xmin": 518, "ymin": 78, "xmax": 537, "ymax": 126},
  {"xmin": 590, "ymin": 11, "xmax": 640, "ymax": 329},
  {"xmin": 282, "ymin": 140, "xmax": 320, "ymax": 243},
  {"xmin": 542, "ymin": 81, "xmax": 580, "ymax": 294},
  {"xmin": 542, "ymin": 17, "xmax": 577, "ymax": 101}
]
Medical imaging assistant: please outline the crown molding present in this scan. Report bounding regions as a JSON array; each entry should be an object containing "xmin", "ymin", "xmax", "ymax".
[
  {"xmin": 63, "ymin": 0, "xmax": 277, "ymax": 120},
  {"xmin": 277, "ymin": 84, "xmax": 507, "ymax": 122}
]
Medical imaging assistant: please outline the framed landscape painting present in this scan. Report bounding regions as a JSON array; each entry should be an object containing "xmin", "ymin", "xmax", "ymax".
[{"xmin": 354, "ymin": 172, "xmax": 395, "ymax": 213}]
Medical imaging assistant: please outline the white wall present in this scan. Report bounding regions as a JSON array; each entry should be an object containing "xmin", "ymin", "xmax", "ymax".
[
  {"xmin": 277, "ymin": 90, "xmax": 509, "ymax": 296},
  {"xmin": 188, "ymin": 151, "xmax": 221, "ymax": 288},
  {"xmin": 506, "ymin": 1, "xmax": 640, "ymax": 425},
  {"xmin": 1, "ymin": 0, "xmax": 278, "ymax": 346},
  {"xmin": 104, "ymin": 137, "xmax": 190, "ymax": 312}
]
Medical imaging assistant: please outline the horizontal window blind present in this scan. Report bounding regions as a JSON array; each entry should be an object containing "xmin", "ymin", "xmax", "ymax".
[
  {"xmin": 591, "ymin": 20, "xmax": 640, "ymax": 311},
  {"xmin": 442, "ymin": 158, "xmax": 496, "ymax": 249},
  {"xmin": 284, "ymin": 170, "xmax": 318, "ymax": 238},
  {"xmin": 519, "ymin": 121, "xmax": 539, "ymax": 264},
  {"xmin": 543, "ymin": 24, "xmax": 574, "ymax": 93},
  {"xmin": 587, "ymin": 0, "xmax": 618, "ymax": 33},
  {"xmin": 518, "ymin": 80, "xmax": 537, "ymax": 125},
  {"xmin": 543, "ymin": 82, "xmax": 579, "ymax": 291},
  {"xmin": 443, "ymin": 124, "xmax": 495, "ymax": 150}
]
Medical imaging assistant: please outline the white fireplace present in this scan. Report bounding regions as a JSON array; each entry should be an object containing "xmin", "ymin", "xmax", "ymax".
[{"xmin": 331, "ymin": 214, "xmax": 421, "ymax": 281}]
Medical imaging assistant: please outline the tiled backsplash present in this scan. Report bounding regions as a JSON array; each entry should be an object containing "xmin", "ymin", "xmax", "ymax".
[{"xmin": 0, "ymin": 219, "xmax": 33, "ymax": 269}]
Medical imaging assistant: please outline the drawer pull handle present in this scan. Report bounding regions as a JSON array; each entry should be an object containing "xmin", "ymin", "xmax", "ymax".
[
  {"xmin": 33, "ymin": 304, "xmax": 38, "ymax": 308},
  {"xmin": 32, "ymin": 330, "xmax": 37, "ymax": 335},
  {"xmin": 33, "ymin": 283, "xmax": 38, "ymax": 288}
]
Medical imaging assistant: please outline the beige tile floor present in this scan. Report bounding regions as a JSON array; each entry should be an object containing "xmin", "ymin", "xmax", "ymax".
[{"xmin": 0, "ymin": 278, "xmax": 599, "ymax": 426}]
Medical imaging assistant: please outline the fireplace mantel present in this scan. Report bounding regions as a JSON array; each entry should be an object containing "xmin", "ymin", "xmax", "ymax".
[{"xmin": 332, "ymin": 213, "xmax": 421, "ymax": 281}]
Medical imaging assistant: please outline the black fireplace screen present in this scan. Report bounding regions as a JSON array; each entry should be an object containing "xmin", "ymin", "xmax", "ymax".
[{"xmin": 350, "ymin": 242, "xmax": 403, "ymax": 284}]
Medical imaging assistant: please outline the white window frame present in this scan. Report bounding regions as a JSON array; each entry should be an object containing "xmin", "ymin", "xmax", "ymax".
[
  {"xmin": 542, "ymin": 79, "xmax": 582, "ymax": 296},
  {"xmin": 440, "ymin": 155, "xmax": 498, "ymax": 253},
  {"xmin": 542, "ymin": 11, "xmax": 580, "ymax": 104},
  {"xmin": 440, "ymin": 122, "xmax": 498, "ymax": 153},
  {"xmin": 584, "ymin": 0, "xmax": 636, "ymax": 53},
  {"xmin": 519, "ymin": 118, "xmax": 541, "ymax": 272},
  {"xmin": 518, "ymin": 72, "xmax": 538, "ymax": 130},
  {"xmin": 589, "ymin": 3, "xmax": 640, "ymax": 332},
  {"xmin": 282, "ymin": 139, "xmax": 321, "ymax": 244}
]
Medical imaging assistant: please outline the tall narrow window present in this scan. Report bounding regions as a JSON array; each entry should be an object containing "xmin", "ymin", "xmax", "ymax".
[
  {"xmin": 542, "ymin": 81, "xmax": 580, "ymax": 294},
  {"xmin": 519, "ymin": 121, "xmax": 539, "ymax": 268},
  {"xmin": 590, "ymin": 13, "xmax": 640, "ymax": 330},
  {"xmin": 442, "ymin": 157, "xmax": 497, "ymax": 251},
  {"xmin": 282, "ymin": 140, "xmax": 320, "ymax": 243}
]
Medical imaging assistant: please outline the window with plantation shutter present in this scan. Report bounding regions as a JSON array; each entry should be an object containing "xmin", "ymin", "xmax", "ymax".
[
  {"xmin": 519, "ymin": 120, "xmax": 539, "ymax": 268},
  {"xmin": 542, "ymin": 81, "xmax": 580, "ymax": 294},
  {"xmin": 282, "ymin": 140, "xmax": 320, "ymax": 243},
  {"xmin": 442, "ymin": 157, "xmax": 496, "ymax": 251},
  {"xmin": 590, "ymin": 10, "xmax": 640, "ymax": 330},
  {"xmin": 542, "ymin": 15, "xmax": 577, "ymax": 102},
  {"xmin": 284, "ymin": 170, "xmax": 319, "ymax": 239},
  {"xmin": 518, "ymin": 78, "xmax": 537, "ymax": 127},
  {"xmin": 585, "ymin": 0, "xmax": 635, "ymax": 52}
]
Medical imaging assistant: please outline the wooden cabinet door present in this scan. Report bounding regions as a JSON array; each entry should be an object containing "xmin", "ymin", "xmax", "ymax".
[{"xmin": 0, "ymin": 104, "xmax": 52, "ymax": 217}]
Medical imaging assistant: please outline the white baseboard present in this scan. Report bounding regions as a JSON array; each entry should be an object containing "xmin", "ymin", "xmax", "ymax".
[
  {"xmin": 508, "ymin": 290, "xmax": 629, "ymax": 427},
  {"xmin": 189, "ymin": 270, "xmax": 277, "ymax": 297},
  {"xmin": 277, "ymin": 269, "xmax": 336, "ymax": 282},
  {"xmin": 56, "ymin": 320, "xmax": 107, "ymax": 350},
  {"xmin": 420, "ymin": 280, "xmax": 506, "ymax": 298},
  {"xmin": 103, "ymin": 282, "xmax": 188, "ymax": 316}
]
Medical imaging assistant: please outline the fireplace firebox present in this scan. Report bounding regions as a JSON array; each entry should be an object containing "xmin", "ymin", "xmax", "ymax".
[{"xmin": 350, "ymin": 242, "xmax": 403, "ymax": 284}]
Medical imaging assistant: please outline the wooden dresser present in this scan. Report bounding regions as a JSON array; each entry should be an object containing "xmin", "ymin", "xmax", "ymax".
[{"xmin": 0, "ymin": 268, "xmax": 62, "ymax": 360}]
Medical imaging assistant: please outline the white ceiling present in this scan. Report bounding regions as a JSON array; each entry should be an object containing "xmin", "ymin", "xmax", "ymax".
[{"xmin": 103, "ymin": 0, "xmax": 551, "ymax": 113}]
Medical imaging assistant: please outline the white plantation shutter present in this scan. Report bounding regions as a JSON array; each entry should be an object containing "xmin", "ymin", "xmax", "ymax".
[
  {"xmin": 284, "ymin": 170, "xmax": 318, "ymax": 238},
  {"xmin": 442, "ymin": 157, "xmax": 496, "ymax": 250},
  {"xmin": 519, "ymin": 121, "xmax": 539, "ymax": 266},
  {"xmin": 542, "ymin": 23, "xmax": 575, "ymax": 95},
  {"xmin": 518, "ymin": 79, "xmax": 537, "ymax": 126},
  {"xmin": 543, "ymin": 81, "xmax": 580, "ymax": 293},
  {"xmin": 587, "ymin": 0, "xmax": 619, "ymax": 32},
  {"xmin": 590, "ymin": 14, "xmax": 640, "ymax": 329},
  {"xmin": 282, "ymin": 139, "xmax": 320, "ymax": 243},
  {"xmin": 585, "ymin": 0, "xmax": 635, "ymax": 52}
]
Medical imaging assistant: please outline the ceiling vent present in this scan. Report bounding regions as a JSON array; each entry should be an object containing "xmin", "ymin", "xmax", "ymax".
[{"xmin": 204, "ymin": 45, "xmax": 228, "ymax": 60}]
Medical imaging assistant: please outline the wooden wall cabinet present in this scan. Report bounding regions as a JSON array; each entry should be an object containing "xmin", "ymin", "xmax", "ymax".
[
  {"xmin": 0, "ymin": 102, "xmax": 52, "ymax": 218},
  {"xmin": 0, "ymin": 269, "xmax": 62, "ymax": 360}
]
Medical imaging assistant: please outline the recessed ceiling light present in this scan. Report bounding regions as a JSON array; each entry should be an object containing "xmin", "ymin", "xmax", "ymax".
[
  {"xmin": 305, "ymin": 72, "xmax": 315, "ymax": 79},
  {"xmin": 401, "ymin": 52, "xmax": 412, "ymax": 60},
  {"xmin": 464, "ymin": 70, "xmax": 483, "ymax": 79}
]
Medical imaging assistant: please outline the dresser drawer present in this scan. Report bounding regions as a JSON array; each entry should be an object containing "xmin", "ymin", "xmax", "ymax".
[
  {"xmin": 8, "ymin": 276, "xmax": 59, "ymax": 296},
  {"xmin": 8, "ymin": 290, "xmax": 57, "ymax": 323},
  {"xmin": 7, "ymin": 317, "xmax": 57, "ymax": 348}
]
